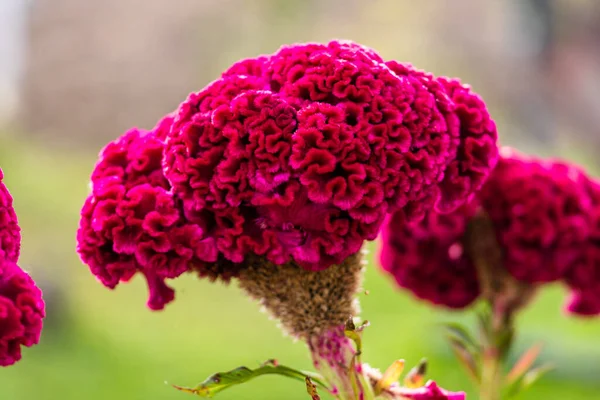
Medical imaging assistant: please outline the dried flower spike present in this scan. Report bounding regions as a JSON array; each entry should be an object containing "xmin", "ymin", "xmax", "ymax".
[{"xmin": 238, "ymin": 251, "xmax": 364, "ymax": 339}]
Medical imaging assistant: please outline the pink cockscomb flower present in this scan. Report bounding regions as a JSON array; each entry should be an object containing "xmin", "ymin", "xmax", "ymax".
[
  {"xmin": 164, "ymin": 40, "xmax": 498, "ymax": 271},
  {"xmin": 0, "ymin": 261, "xmax": 45, "ymax": 367},
  {"xmin": 76, "ymin": 40, "xmax": 500, "ymax": 398},
  {"xmin": 380, "ymin": 149, "xmax": 593, "ymax": 308},
  {"xmin": 77, "ymin": 119, "xmax": 219, "ymax": 310},
  {"xmin": 0, "ymin": 169, "xmax": 21, "ymax": 264},
  {"xmin": 479, "ymin": 150, "xmax": 591, "ymax": 284},
  {"xmin": 385, "ymin": 62, "xmax": 499, "ymax": 217},
  {"xmin": 380, "ymin": 204, "xmax": 480, "ymax": 309}
]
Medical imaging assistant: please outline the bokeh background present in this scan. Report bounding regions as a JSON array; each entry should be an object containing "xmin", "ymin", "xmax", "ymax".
[{"xmin": 1, "ymin": 1, "xmax": 600, "ymax": 399}]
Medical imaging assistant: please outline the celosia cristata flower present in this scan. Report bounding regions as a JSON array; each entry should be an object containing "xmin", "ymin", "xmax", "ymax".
[
  {"xmin": 0, "ymin": 169, "xmax": 45, "ymax": 367},
  {"xmin": 77, "ymin": 117, "xmax": 220, "ymax": 310},
  {"xmin": 163, "ymin": 40, "xmax": 498, "ymax": 271},
  {"xmin": 77, "ymin": 40, "xmax": 494, "ymax": 399},
  {"xmin": 0, "ymin": 169, "xmax": 20, "ymax": 263},
  {"xmin": 0, "ymin": 261, "xmax": 45, "ymax": 366},
  {"xmin": 380, "ymin": 204, "xmax": 480, "ymax": 309},
  {"xmin": 380, "ymin": 149, "xmax": 593, "ymax": 309}
]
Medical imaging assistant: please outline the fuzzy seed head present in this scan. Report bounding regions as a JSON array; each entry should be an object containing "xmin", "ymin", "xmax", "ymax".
[{"xmin": 238, "ymin": 251, "xmax": 364, "ymax": 339}]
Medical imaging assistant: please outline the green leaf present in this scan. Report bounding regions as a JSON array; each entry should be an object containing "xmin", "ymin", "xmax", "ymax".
[
  {"xmin": 440, "ymin": 322, "xmax": 480, "ymax": 354},
  {"xmin": 344, "ymin": 318, "xmax": 369, "ymax": 361},
  {"xmin": 343, "ymin": 317, "xmax": 374, "ymax": 400},
  {"xmin": 476, "ymin": 305, "xmax": 493, "ymax": 348},
  {"xmin": 348, "ymin": 353, "xmax": 361, "ymax": 399},
  {"xmin": 446, "ymin": 337, "xmax": 481, "ymax": 384},
  {"xmin": 506, "ymin": 343, "xmax": 544, "ymax": 385},
  {"xmin": 496, "ymin": 324, "xmax": 515, "ymax": 360},
  {"xmin": 522, "ymin": 363, "xmax": 554, "ymax": 389},
  {"xmin": 172, "ymin": 362, "xmax": 328, "ymax": 398},
  {"xmin": 503, "ymin": 363, "xmax": 554, "ymax": 398}
]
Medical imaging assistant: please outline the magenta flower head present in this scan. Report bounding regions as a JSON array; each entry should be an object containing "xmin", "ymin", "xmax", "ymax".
[
  {"xmin": 0, "ymin": 169, "xmax": 21, "ymax": 263},
  {"xmin": 77, "ymin": 41, "xmax": 494, "ymax": 399},
  {"xmin": 0, "ymin": 261, "xmax": 45, "ymax": 366},
  {"xmin": 76, "ymin": 116, "xmax": 220, "ymax": 310},
  {"xmin": 0, "ymin": 168, "xmax": 45, "ymax": 367},
  {"xmin": 380, "ymin": 203, "xmax": 480, "ymax": 309},
  {"xmin": 380, "ymin": 148, "xmax": 593, "ymax": 310},
  {"xmin": 163, "ymin": 40, "xmax": 498, "ymax": 272}
]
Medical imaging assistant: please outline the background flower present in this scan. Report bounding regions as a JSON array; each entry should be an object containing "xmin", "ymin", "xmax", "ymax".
[
  {"xmin": 380, "ymin": 149, "xmax": 594, "ymax": 309},
  {"xmin": 0, "ymin": 168, "xmax": 20, "ymax": 263},
  {"xmin": 0, "ymin": 261, "xmax": 45, "ymax": 367}
]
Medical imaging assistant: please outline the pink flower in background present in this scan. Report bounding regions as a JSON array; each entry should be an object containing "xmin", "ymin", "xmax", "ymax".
[
  {"xmin": 77, "ymin": 123, "xmax": 219, "ymax": 310},
  {"xmin": 564, "ymin": 174, "xmax": 600, "ymax": 316},
  {"xmin": 0, "ymin": 168, "xmax": 20, "ymax": 263},
  {"xmin": 380, "ymin": 149, "xmax": 594, "ymax": 309},
  {"xmin": 480, "ymin": 150, "xmax": 591, "ymax": 284},
  {"xmin": 0, "ymin": 168, "xmax": 45, "ymax": 366},
  {"xmin": 0, "ymin": 261, "xmax": 45, "ymax": 367},
  {"xmin": 380, "ymin": 204, "xmax": 480, "ymax": 309}
]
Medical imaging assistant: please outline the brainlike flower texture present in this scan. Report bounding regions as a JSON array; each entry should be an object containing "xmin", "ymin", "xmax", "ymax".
[
  {"xmin": 163, "ymin": 40, "xmax": 498, "ymax": 271},
  {"xmin": 76, "ymin": 117, "xmax": 220, "ymax": 310},
  {"xmin": 380, "ymin": 149, "xmax": 593, "ymax": 309}
]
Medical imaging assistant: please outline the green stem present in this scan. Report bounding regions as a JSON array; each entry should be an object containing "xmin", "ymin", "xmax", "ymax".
[
  {"xmin": 308, "ymin": 325, "xmax": 376, "ymax": 400},
  {"xmin": 478, "ymin": 302, "xmax": 515, "ymax": 400},
  {"xmin": 480, "ymin": 348, "xmax": 502, "ymax": 400}
]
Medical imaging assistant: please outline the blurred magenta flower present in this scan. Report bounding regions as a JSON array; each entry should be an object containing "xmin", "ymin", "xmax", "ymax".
[
  {"xmin": 0, "ymin": 168, "xmax": 20, "ymax": 263},
  {"xmin": 380, "ymin": 148, "xmax": 594, "ymax": 310},
  {"xmin": 380, "ymin": 203, "xmax": 480, "ymax": 309},
  {"xmin": 564, "ymin": 172, "xmax": 600, "ymax": 315},
  {"xmin": 0, "ymin": 261, "xmax": 45, "ymax": 367},
  {"xmin": 0, "ymin": 168, "xmax": 45, "ymax": 367}
]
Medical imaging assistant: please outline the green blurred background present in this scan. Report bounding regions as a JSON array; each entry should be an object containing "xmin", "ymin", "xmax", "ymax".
[{"xmin": 1, "ymin": 1, "xmax": 599, "ymax": 399}]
